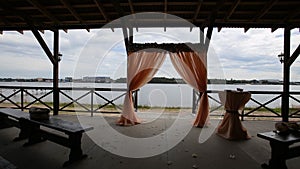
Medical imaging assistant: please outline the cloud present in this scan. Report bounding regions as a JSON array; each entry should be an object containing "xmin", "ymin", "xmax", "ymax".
[
  {"xmin": 210, "ymin": 28, "xmax": 300, "ymax": 80},
  {"xmin": 0, "ymin": 26, "xmax": 299, "ymax": 81}
]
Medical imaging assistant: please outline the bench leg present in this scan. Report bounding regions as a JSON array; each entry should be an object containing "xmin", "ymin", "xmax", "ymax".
[
  {"xmin": 63, "ymin": 133, "xmax": 87, "ymax": 167},
  {"xmin": 0, "ymin": 115, "xmax": 13, "ymax": 129},
  {"xmin": 262, "ymin": 141, "xmax": 289, "ymax": 169},
  {"xmin": 23, "ymin": 122, "xmax": 46, "ymax": 146},
  {"xmin": 13, "ymin": 118, "xmax": 30, "ymax": 141}
]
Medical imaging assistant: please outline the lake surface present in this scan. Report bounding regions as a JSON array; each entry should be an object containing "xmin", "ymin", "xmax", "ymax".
[{"xmin": 1, "ymin": 82, "xmax": 300, "ymax": 108}]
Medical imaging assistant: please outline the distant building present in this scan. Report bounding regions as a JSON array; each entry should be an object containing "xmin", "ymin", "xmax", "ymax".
[
  {"xmin": 82, "ymin": 76, "xmax": 112, "ymax": 83},
  {"xmin": 259, "ymin": 79, "xmax": 281, "ymax": 84},
  {"xmin": 209, "ymin": 79, "xmax": 226, "ymax": 84},
  {"xmin": 36, "ymin": 78, "xmax": 44, "ymax": 82},
  {"xmin": 64, "ymin": 77, "xmax": 73, "ymax": 82}
]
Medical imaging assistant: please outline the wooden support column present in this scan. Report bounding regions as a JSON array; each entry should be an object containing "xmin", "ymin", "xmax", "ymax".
[
  {"xmin": 121, "ymin": 26, "xmax": 129, "ymax": 54},
  {"xmin": 31, "ymin": 28, "xmax": 60, "ymax": 115},
  {"xmin": 204, "ymin": 26, "xmax": 213, "ymax": 51},
  {"xmin": 129, "ymin": 27, "xmax": 133, "ymax": 45},
  {"xmin": 282, "ymin": 28, "xmax": 290, "ymax": 122},
  {"xmin": 53, "ymin": 30, "xmax": 59, "ymax": 115},
  {"xmin": 199, "ymin": 27, "xmax": 204, "ymax": 45}
]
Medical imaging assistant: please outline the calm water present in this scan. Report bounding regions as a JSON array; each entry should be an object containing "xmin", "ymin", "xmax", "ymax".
[{"xmin": 1, "ymin": 82, "xmax": 300, "ymax": 108}]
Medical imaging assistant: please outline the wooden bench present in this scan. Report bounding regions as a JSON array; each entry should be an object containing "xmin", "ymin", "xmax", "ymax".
[
  {"xmin": 257, "ymin": 131, "xmax": 300, "ymax": 169},
  {"xmin": 0, "ymin": 156, "xmax": 17, "ymax": 169},
  {"xmin": 0, "ymin": 108, "xmax": 93, "ymax": 167},
  {"xmin": 0, "ymin": 108, "xmax": 30, "ymax": 141}
]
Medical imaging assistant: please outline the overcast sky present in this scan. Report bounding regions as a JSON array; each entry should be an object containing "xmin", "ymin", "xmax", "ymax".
[{"xmin": 0, "ymin": 27, "xmax": 299, "ymax": 81}]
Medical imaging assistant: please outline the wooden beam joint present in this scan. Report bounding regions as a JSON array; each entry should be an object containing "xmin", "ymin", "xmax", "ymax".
[{"xmin": 288, "ymin": 44, "xmax": 300, "ymax": 66}]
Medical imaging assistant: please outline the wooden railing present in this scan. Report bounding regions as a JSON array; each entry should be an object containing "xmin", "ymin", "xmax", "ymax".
[
  {"xmin": 192, "ymin": 90, "xmax": 300, "ymax": 119},
  {"xmin": 1, "ymin": 85, "xmax": 300, "ymax": 119},
  {"xmin": 0, "ymin": 86, "xmax": 138, "ymax": 116}
]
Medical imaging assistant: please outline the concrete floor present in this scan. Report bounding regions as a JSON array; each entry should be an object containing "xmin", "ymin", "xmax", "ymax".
[{"xmin": 0, "ymin": 112, "xmax": 300, "ymax": 169}]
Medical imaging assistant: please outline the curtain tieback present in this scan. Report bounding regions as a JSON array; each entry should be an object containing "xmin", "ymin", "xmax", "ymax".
[{"xmin": 225, "ymin": 110, "xmax": 239, "ymax": 114}]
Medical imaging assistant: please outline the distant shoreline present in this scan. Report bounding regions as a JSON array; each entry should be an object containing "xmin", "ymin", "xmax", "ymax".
[{"xmin": 1, "ymin": 77, "xmax": 299, "ymax": 85}]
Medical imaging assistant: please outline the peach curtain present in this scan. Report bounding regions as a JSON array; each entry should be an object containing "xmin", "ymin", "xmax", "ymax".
[
  {"xmin": 117, "ymin": 50, "xmax": 166, "ymax": 126},
  {"xmin": 169, "ymin": 51, "xmax": 209, "ymax": 127}
]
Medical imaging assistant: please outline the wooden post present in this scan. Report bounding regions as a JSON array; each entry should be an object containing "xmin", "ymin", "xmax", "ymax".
[
  {"xmin": 31, "ymin": 28, "xmax": 59, "ymax": 115},
  {"xmin": 199, "ymin": 27, "xmax": 204, "ymax": 45},
  {"xmin": 192, "ymin": 89, "xmax": 196, "ymax": 114},
  {"xmin": 21, "ymin": 88, "xmax": 24, "ymax": 111},
  {"xmin": 90, "ymin": 89, "xmax": 94, "ymax": 117},
  {"xmin": 281, "ymin": 28, "xmax": 290, "ymax": 122},
  {"xmin": 53, "ymin": 30, "xmax": 59, "ymax": 115}
]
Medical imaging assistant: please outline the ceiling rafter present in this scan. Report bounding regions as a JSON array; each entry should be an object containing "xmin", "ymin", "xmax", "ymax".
[
  {"xmin": 128, "ymin": 0, "xmax": 138, "ymax": 32},
  {"xmin": 0, "ymin": 16, "xmax": 9, "ymax": 25},
  {"xmin": 112, "ymin": 0, "xmax": 130, "ymax": 49},
  {"xmin": 252, "ymin": 0, "xmax": 278, "ymax": 22},
  {"xmin": 271, "ymin": 27, "xmax": 278, "ymax": 32},
  {"xmin": 203, "ymin": 0, "xmax": 225, "ymax": 28},
  {"xmin": 283, "ymin": 8, "xmax": 300, "ymax": 23},
  {"xmin": 224, "ymin": 0, "xmax": 240, "ymax": 21},
  {"xmin": 94, "ymin": 0, "xmax": 114, "ymax": 31},
  {"xmin": 60, "ymin": 0, "xmax": 89, "ymax": 32},
  {"xmin": 93, "ymin": 0, "xmax": 110, "ymax": 22},
  {"xmin": 0, "ymin": 2, "xmax": 39, "ymax": 34},
  {"xmin": 27, "ymin": 0, "xmax": 60, "ymax": 24},
  {"xmin": 164, "ymin": 0, "xmax": 167, "ymax": 31},
  {"xmin": 128, "ymin": 0, "xmax": 134, "ymax": 14},
  {"xmin": 60, "ymin": 0, "xmax": 83, "ymax": 23},
  {"xmin": 193, "ymin": 0, "xmax": 203, "ymax": 23}
]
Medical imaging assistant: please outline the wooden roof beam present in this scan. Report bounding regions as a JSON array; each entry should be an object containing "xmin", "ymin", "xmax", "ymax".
[
  {"xmin": 224, "ymin": 0, "xmax": 240, "ymax": 21},
  {"xmin": 112, "ymin": 0, "xmax": 130, "ymax": 50},
  {"xmin": 1, "ymin": 2, "xmax": 42, "ymax": 32},
  {"xmin": 128, "ymin": 0, "xmax": 138, "ymax": 32},
  {"xmin": 27, "ymin": 0, "xmax": 60, "ymax": 24},
  {"xmin": 244, "ymin": 27, "xmax": 250, "ymax": 33},
  {"xmin": 17, "ymin": 30, "xmax": 24, "ymax": 34},
  {"xmin": 283, "ymin": 8, "xmax": 300, "ymax": 23},
  {"xmin": 59, "ymin": 1, "xmax": 81, "ymax": 22},
  {"xmin": 60, "ymin": 0, "xmax": 83, "ymax": 22},
  {"xmin": 128, "ymin": 0, "xmax": 134, "ymax": 15},
  {"xmin": 164, "ymin": 0, "xmax": 167, "ymax": 32},
  {"xmin": 271, "ymin": 27, "xmax": 278, "ymax": 32},
  {"xmin": 203, "ymin": 0, "xmax": 225, "ymax": 28},
  {"xmin": 288, "ymin": 44, "xmax": 300, "ymax": 66},
  {"xmin": 31, "ymin": 28, "xmax": 55, "ymax": 64},
  {"xmin": 193, "ymin": 0, "xmax": 203, "ymax": 23},
  {"xmin": 252, "ymin": 0, "xmax": 278, "ymax": 22},
  {"xmin": 60, "ymin": 0, "xmax": 90, "ymax": 32},
  {"xmin": 218, "ymin": 27, "xmax": 222, "ymax": 32},
  {"xmin": 0, "ymin": 16, "xmax": 9, "ymax": 25},
  {"xmin": 94, "ymin": 0, "xmax": 109, "ymax": 22},
  {"xmin": 93, "ymin": 0, "xmax": 114, "ymax": 32}
]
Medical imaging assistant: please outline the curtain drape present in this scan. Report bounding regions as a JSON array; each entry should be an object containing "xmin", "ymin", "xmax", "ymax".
[
  {"xmin": 169, "ymin": 51, "xmax": 209, "ymax": 127},
  {"xmin": 117, "ymin": 50, "xmax": 166, "ymax": 126}
]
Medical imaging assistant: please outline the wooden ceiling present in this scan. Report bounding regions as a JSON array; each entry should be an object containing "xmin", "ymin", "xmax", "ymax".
[{"xmin": 0, "ymin": 0, "xmax": 299, "ymax": 32}]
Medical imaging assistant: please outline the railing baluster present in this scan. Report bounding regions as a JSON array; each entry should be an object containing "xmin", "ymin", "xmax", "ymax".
[
  {"xmin": 134, "ymin": 90, "xmax": 138, "ymax": 112},
  {"xmin": 91, "ymin": 89, "xmax": 94, "ymax": 117},
  {"xmin": 192, "ymin": 89, "xmax": 196, "ymax": 114},
  {"xmin": 21, "ymin": 88, "xmax": 24, "ymax": 111}
]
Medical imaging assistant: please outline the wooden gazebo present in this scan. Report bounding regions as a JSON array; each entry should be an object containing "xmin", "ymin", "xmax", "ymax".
[{"xmin": 0, "ymin": 0, "xmax": 299, "ymax": 121}]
